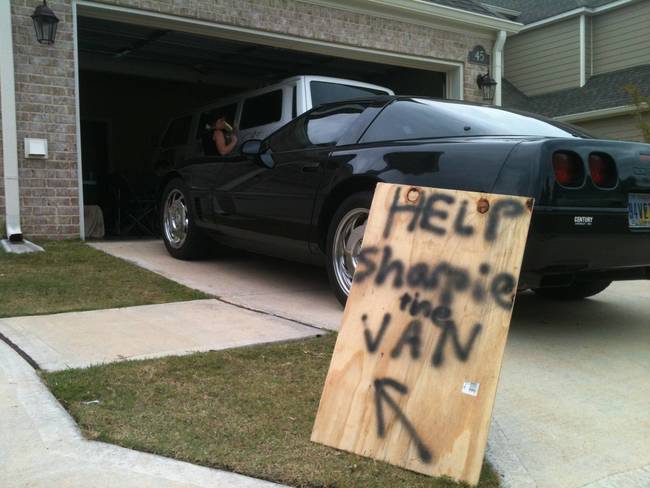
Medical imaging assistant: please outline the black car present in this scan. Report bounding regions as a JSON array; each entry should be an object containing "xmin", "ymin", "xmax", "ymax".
[{"xmin": 159, "ymin": 96, "xmax": 650, "ymax": 305}]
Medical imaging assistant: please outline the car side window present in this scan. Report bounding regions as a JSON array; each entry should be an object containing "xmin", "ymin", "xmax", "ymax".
[
  {"xmin": 195, "ymin": 103, "xmax": 238, "ymax": 156},
  {"xmin": 162, "ymin": 115, "xmax": 192, "ymax": 148},
  {"xmin": 361, "ymin": 99, "xmax": 583, "ymax": 142},
  {"xmin": 269, "ymin": 104, "xmax": 364, "ymax": 152},
  {"xmin": 240, "ymin": 90, "xmax": 283, "ymax": 130},
  {"xmin": 360, "ymin": 101, "xmax": 451, "ymax": 143},
  {"xmin": 196, "ymin": 104, "xmax": 238, "ymax": 139}
]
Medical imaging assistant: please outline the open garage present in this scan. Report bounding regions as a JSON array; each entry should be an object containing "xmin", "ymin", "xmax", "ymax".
[
  {"xmin": 2, "ymin": 0, "xmax": 520, "ymax": 241},
  {"xmin": 76, "ymin": 12, "xmax": 457, "ymax": 239}
]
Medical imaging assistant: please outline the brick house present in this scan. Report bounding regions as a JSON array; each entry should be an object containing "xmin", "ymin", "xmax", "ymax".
[{"xmin": 2, "ymin": 1, "xmax": 522, "ymax": 241}]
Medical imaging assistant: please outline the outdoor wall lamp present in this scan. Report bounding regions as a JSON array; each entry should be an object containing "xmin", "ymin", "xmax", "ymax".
[
  {"xmin": 476, "ymin": 73, "xmax": 497, "ymax": 103},
  {"xmin": 31, "ymin": 0, "xmax": 59, "ymax": 45}
]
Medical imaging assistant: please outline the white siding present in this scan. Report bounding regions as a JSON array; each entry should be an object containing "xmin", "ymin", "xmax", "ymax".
[
  {"xmin": 576, "ymin": 114, "xmax": 646, "ymax": 142},
  {"xmin": 505, "ymin": 17, "xmax": 581, "ymax": 96},
  {"xmin": 593, "ymin": 1, "xmax": 650, "ymax": 75}
]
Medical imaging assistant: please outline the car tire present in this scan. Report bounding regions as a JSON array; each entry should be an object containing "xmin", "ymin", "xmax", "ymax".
[
  {"xmin": 533, "ymin": 280, "xmax": 612, "ymax": 300},
  {"xmin": 326, "ymin": 191, "xmax": 373, "ymax": 307},
  {"xmin": 160, "ymin": 178, "xmax": 209, "ymax": 260}
]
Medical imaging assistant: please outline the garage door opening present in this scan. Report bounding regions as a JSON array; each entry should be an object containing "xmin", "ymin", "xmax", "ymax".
[{"xmin": 77, "ymin": 15, "xmax": 449, "ymax": 239}]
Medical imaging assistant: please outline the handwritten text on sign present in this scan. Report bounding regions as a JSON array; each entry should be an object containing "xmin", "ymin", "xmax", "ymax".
[{"xmin": 311, "ymin": 184, "xmax": 533, "ymax": 485}]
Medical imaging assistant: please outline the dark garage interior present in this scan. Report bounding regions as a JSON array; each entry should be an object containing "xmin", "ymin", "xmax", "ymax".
[{"xmin": 77, "ymin": 16, "xmax": 447, "ymax": 238}]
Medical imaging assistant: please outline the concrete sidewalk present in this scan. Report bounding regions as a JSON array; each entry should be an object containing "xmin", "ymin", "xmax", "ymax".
[
  {"xmin": 0, "ymin": 299, "xmax": 321, "ymax": 371},
  {"xmin": 89, "ymin": 240, "xmax": 343, "ymax": 330},
  {"xmin": 0, "ymin": 340, "xmax": 284, "ymax": 488}
]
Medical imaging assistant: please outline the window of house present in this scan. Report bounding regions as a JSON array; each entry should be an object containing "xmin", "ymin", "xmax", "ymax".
[
  {"xmin": 239, "ymin": 90, "xmax": 283, "ymax": 130},
  {"xmin": 162, "ymin": 115, "xmax": 192, "ymax": 147}
]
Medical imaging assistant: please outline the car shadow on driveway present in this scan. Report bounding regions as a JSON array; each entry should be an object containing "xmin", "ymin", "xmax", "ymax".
[{"xmin": 512, "ymin": 285, "xmax": 648, "ymax": 342}]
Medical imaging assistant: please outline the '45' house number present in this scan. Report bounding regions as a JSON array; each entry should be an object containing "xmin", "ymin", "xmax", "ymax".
[{"xmin": 468, "ymin": 45, "xmax": 489, "ymax": 65}]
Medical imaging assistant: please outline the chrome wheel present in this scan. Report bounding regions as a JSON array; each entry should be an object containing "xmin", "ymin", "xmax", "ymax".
[
  {"xmin": 163, "ymin": 189, "xmax": 189, "ymax": 249},
  {"xmin": 332, "ymin": 208, "xmax": 369, "ymax": 297}
]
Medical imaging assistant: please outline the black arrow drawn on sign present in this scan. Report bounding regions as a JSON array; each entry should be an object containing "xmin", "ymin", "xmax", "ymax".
[{"xmin": 374, "ymin": 378, "xmax": 433, "ymax": 463}]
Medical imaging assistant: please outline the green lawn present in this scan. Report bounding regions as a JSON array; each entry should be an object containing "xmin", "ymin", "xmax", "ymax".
[
  {"xmin": 0, "ymin": 240, "xmax": 208, "ymax": 318},
  {"xmin": 44, "ymin": 335, "xmax": 499, "ymax": 488}
]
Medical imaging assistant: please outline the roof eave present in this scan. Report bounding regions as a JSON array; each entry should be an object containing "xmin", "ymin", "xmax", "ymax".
[
  {"xmin": 554, "ymin": 104, "xmax": 649, "ymax": 123},
  {"xmin": 302, "ymin": 0, "xmax": 523, "ymax": 34},
  {"xmin": 519, "ymin": 0, "xmax": 641, "ymax": 32}
]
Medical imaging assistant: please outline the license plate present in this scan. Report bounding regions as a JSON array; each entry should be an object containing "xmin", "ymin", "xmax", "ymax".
[{"xmin": 628, "ymin": 193, "xmax": 650, "ymax": 228}]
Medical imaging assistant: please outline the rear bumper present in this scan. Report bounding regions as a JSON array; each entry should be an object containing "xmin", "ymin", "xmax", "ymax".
[{"xmin": 521, "ymin": 206, "xmax": 650, "ymax": 287}]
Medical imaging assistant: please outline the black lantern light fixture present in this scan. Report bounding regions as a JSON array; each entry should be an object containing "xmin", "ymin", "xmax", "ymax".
[
  {"xmin": 31, "ymin": 0, "xmax": 59, "ymax": 45},
  {"xmin": 476, "ymin": 73, "xmax": 497, "ymax": 103}
]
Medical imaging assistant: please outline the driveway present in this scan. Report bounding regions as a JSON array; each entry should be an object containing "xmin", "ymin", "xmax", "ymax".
[
  {"xmin": 90, "ymin": 240, "xmax": 342, "ymax": 330},
  {"xmin": 90, "ymin": 240, "xmax": 650, "ymax": 488}
]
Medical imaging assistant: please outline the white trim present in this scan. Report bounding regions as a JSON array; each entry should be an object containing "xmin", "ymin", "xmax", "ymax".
[
  {"xmin": 522, "ymin": 7, "xmax": 590, "ymax": 30},
  {"xmin": 579, "ymin": 15, "xmax": 586, "ymax": 87},
  {"xmin": 0, "ymin": 0, "xmax": 22, "ymax": 240},
  {"xmin": 554, "ymin": 104, "xmax": 648, "ymax": 123},
  {"xmin": 492, "ymin": 30, "xmax": 507, "ymax": 106},
  {"xmin": 302, "ymin": 0, "xmax": 522, "ymax": 33},
  {"xmin": 72, "ymin": 1, "xmax": 85, "ymax": 240},
  {"xmin": 589, "ymin": 16, "xmax": 594, "ymax": 77},
  {"xmin": 520, "ymin": 0, "xmax": 640, "ymax": 31},
  {"xmin": 446, "ymin": 65, "xmax": 464, "ymax": 100}
]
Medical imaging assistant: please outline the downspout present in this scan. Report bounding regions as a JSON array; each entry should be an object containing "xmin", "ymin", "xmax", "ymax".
[
  {"xmin": 0, "ymin": 0, "xmax": 23, "ymax": 241},
  {"xmin": 579, "ymin": 15, "xmax": 586, "ymax": 86},
  {"xmin": 492, "ymin": 30, "xmax": 507, "ymax": 106},
  {"xmin": 0, "ymin": 3, "xmax": 42, "ymax": 253}
]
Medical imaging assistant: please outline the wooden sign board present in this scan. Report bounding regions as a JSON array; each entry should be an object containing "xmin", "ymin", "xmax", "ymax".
[{"xmin": 312, "ymin": 183, "xmax": 533, "ymax": 485}]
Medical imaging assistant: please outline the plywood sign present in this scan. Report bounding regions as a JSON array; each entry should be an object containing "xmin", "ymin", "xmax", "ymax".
[{"xmin": 312, "ymin": 183, "xmax": 533, "ymax": 485}]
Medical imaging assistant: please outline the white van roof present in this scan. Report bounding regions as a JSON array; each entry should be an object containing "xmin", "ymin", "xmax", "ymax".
[
  {"xmin": 282, "ymin": 75, "xmax": 394, "ymax": 95},
  {"xmin": 194, "ymin": 75, "xmax": 394, "ymax": 111}
]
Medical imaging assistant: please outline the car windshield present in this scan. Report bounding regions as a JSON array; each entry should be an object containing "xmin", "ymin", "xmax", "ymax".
[
  {"xmin": 310, "ymin": 81, "xmax": 389, "ymax": 106},
  {"xmin": 361, "ymin": 99, "xmax": 590, "ymax": 143}
]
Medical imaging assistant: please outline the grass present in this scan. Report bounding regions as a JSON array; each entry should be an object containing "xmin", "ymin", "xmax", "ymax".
[
  {"xmin": 43, "ymin": 335, "xmax": 499, "ymax": 488},
  {"xmin": 0, "ymin": 240, "xmax": 208, "ymax": 318}
]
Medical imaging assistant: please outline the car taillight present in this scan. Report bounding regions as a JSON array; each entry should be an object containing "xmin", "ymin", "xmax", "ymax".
[
  {"xmin": 589, "ymin": 153, "xmax": 618, "ymax": 188},
  {"xmin": 552, "ymin": 151, "xmax": 584, "ymax": 187}
]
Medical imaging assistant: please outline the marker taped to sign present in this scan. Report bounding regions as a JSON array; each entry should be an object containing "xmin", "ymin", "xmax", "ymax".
[{"xmin": 311, "ymin": 183, "xmax": 533, "ymax": 486}]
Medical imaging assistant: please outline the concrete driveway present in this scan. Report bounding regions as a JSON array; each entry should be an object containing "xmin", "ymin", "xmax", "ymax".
[{"xmin": 90, "ymin": 240, "xmax": 650, "ymax": 488}]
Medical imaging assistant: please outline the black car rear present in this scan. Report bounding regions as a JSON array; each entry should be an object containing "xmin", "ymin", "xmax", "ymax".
[{"xmin": 497, "ymin": 138, "xmax": 650, "ymax": 289}]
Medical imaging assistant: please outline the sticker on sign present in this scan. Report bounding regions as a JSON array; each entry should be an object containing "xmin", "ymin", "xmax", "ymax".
[{"xmin": 462, "ymin": 381, "xmax": 480, "ymax": 397}]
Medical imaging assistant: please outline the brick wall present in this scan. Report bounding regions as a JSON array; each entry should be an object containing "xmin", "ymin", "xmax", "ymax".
[
  {"xmin": 5, "ymin": 0, "xmax": 494, "ymax": 239},
  {"xmin": 10, "ymin": 0, "xmax": 79, "ymax": 239}
]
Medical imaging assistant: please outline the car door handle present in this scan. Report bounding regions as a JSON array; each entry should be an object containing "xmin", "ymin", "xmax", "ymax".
[{"xmin": 302, "ymin": 163, "xmax": 321, "ymax": 173}]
